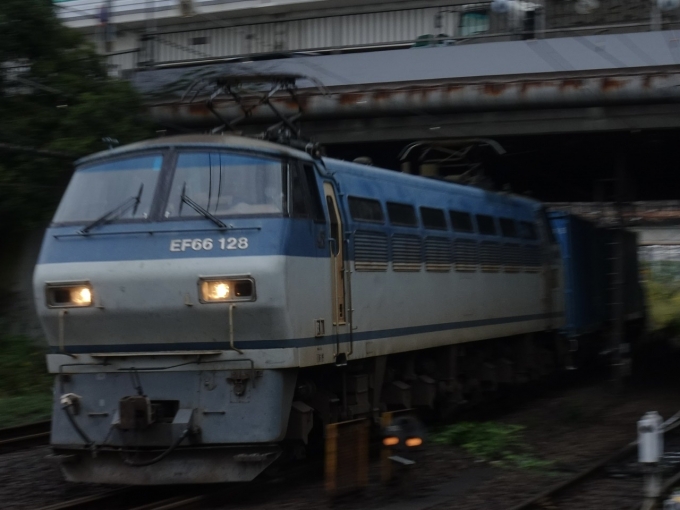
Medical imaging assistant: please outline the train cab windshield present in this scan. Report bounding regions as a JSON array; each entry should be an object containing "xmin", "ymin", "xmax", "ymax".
[
  {"xmin": 52, "ymin": 150, "xmax": 287, "ymax": 227},
  {"xmin": 165, "ymin": 152, "xmax": 284, "ymax": 218},
  {"xmin": 53, "ymin": 154, "xmax": 163, "ymax": 224}
]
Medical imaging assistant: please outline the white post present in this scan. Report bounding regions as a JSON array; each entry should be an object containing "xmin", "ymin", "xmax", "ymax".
[{"xmin": 639, "ymin": 412, "xmax": 664, "ymax": 510}]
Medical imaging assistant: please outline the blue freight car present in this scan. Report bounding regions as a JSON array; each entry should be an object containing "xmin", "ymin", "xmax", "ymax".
[
  {"xmin": 548, "ymin": 211, "xmax": 608, "ymax": 338},
  {"xmin": 548, "ymin": 211, "xmax": 645, "ymax": 344}
]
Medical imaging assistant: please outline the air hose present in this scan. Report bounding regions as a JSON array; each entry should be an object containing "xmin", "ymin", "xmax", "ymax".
[
  {"xmin": 121, "ymin": 428, "xmax": 191, "ymax": 467},
  {"xmin": 61, "ymin": 395, "xmax": 95, "ymax": 448}
]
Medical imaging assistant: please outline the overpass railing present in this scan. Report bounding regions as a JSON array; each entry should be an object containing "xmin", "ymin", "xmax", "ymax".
[{"xmin": 107, "ymin": 0, "xmax": 680, "ymax": 72}]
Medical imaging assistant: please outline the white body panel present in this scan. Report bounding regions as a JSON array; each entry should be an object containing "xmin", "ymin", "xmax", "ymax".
[{"xmin": 39, "ymin": 253, "xmax": 562, "ymax": 372}]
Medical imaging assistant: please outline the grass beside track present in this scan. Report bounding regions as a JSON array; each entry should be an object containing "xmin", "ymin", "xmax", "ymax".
[
  {"xmin": 642, "ymin": 260, "xmax": 680, "ymax": 331},
  {"xmin": 0, "ymin": 334, "xmax": 52, "ymax": 428}
]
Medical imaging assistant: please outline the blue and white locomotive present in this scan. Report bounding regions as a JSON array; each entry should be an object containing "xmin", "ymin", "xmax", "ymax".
[{"xmin": 34, "ymin": 134, "xmax": 566, "ymax": 485}]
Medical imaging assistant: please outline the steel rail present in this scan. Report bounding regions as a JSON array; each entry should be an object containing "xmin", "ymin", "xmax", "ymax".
[
  {"xmin": 36, "ymin": 488, "xmax": 135, "ymax": 510},
  {"xmin": 127, "ymin": 494, "xmax": 207, "ymax": 510},
  {"xmin": 34, "ymin": 488, "xmax": 205, "ymax": 510},
  {"xmin": 35, "ymin": 460, "xmax": 322, "ymax": 510},
  {"xmin": 36, "ymin": 482, "xmax": 258, "ymax": 510},
  {"xmin": 0, "ymin": 420, "xmax": 51, "ymax": 451}
]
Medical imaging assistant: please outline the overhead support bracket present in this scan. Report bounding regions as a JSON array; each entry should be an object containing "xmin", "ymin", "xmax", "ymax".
[{"xmin": 180, "ymin": 73, "xmax": 328, "ymax": 157}]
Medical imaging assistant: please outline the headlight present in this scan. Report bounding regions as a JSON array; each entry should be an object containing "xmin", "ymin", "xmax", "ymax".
[
  {"xmin": 46, "ymin": 282, "xmax": 93, "ymax": 308},
  {"xmin": 198, "ymin": 277, "xmax": 255, "ymax": 303}
]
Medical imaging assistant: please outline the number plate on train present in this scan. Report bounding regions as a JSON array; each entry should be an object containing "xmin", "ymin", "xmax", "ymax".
[{"xmin": 169, "ymin": 238, "xmax": 249, "ymax": 252}]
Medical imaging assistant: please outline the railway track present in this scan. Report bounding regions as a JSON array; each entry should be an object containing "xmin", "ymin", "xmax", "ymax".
[
  {"xmin": 507, "ymin": 413, "xmax": 680, "ymax": 510},
  {"xmin": 34, "ymin": 460, "xmax": 323, "ymax": 510},
  {"xmin": 36, "ymin": 487, "xmax": 209, "ymax": 510},
  {"xmin": 0, "ymin": 420, "xmax": 50, "ymax": 452}
]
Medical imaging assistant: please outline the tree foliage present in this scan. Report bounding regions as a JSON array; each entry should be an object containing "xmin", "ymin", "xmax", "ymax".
[{"xmin": 0, "ymin": 0, "xmax": 154, "ymax": 233}]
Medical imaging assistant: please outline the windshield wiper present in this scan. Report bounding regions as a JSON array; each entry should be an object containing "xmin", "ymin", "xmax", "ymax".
[
  {"xmin": 79, "ymin": 184, "xmax": 144, "ymax": 235},
  {"xmin": 180, "ymin": 183, "xmax": 227, "ymax": 230}
]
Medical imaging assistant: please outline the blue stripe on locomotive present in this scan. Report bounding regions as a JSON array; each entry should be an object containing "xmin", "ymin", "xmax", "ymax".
[
  {"xmin": 48, "ymin": 311, "xmax": 562, "ymax": 354},
  {"xmin": 37, "ymin": 218, "xmax": 325, "ymax": 264},
  {"xmin": 38, "ymin": 156, "xmax": 542, "ymax": 266}
]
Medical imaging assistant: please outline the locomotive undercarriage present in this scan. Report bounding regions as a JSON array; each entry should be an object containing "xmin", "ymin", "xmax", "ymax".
[
  {"xmin": 289, "ymin": 332, "xmax": 574, "ymax": 438},
  {"xmin": 288, "ymin": 321, "xmax": 639, "ymax": 447}
]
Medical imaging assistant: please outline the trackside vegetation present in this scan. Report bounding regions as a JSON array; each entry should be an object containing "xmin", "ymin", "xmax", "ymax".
[
  {"xmin": 641, "ymin": 261, "xmax": 680, "ymax": 332},
  {"xmin": 0, "ymin": 334, "xmax": 52, "ymax": 428},
  {"xmin": 0, "ymin": 1, "xmax": 154, "ymax": 427},
  {"xmin": 0, "ymin": 0, "xmax": 154, "ymax": 238},
  {"xmin": 431, "ymin": 421, "xmax": 553, "ymax": 470}
]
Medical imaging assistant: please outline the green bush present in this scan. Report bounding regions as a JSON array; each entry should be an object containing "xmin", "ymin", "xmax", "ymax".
[
  {"xmin": 0, "ymin": 395, "xmax": 52, "ymax": 428},
  {"xmin": 0, "ymin": 335, "xmax": 51, "ymax": 397},
  {"xmin": 431, "ymin": 421, "xmax": 552, "ymax": 470},
  {"xmin": 0, "ymin": 335, "xmax": 52, "ymax": 427},
  {"xmin": 641, "ymin": 261, "xmax": 680, "ymax": 331}
]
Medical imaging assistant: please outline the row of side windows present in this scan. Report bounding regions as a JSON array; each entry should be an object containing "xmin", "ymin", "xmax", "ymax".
[
  {"xmin": 353, "ymin": 232, "xmax": 543, "ymax": 273},
  {"xmin": 347, "ymin": 196, "xmax": 538, "ymax": 240}
]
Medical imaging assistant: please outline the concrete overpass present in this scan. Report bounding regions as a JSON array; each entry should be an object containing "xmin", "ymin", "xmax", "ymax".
[{"xmin": 135, "ymin": 29, "xmax": 680, "ymax": 142}]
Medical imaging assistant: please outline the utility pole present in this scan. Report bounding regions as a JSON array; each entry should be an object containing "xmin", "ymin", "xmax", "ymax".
[
  {"xmin": 609, "ymin": 150, "xmax": 627, "ymax": 388},
  {"xmin": 141, "ymin": 0, "xmax": 157, "ymax": 67}
]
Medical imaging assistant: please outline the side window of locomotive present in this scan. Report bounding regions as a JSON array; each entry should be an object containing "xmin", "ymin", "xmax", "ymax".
[
  {"xmin": 539, "ymin": 208, "xmax": 557, "ymax": 244},
  {"xmin": 53, "ymin": 154, "xmax": 163, "ymax": 224},
  {"xmin": 387, "ymin": 202, "xmax": 418, "ymax": 227},
  {"xmin": 518, "ymin": 220, "xmax": 538, "ymax": 240},
  {"xmin": 499, "ymin": 218, "xmax": 518, "ymax": 238},
  {"xmin": 348, "ymin": 197, "xmax": 385, "ymax": 223},
  {"xmin": 165, "ymin": 152, "xmax": 284, "ymax": 218},
  {"xmin": 449, "ymin": 210, "xmax": 474, "ymax": 233},
  {"xmin": 303, "ymin": 164, "xmax": 324, "ymax": 222},
  {"xmin": 289, "ymin": 163, "xmax": 323, "ymax": 221},
  {"xmin": 290, "ymin": 165, "xmax": 309, "ymax": 218},
  {"xmin": 420, "ymin": 207, "xmax": 447, "ymax": 230},
  {"xmin": 476, "ymin": 214, "xmax": 497, "ymax": 236}
]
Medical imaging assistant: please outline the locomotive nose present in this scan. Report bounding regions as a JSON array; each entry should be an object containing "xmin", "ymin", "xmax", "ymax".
[{"xmin": 34, "ymin": 242, "xmax": 287, "ymax": 353}]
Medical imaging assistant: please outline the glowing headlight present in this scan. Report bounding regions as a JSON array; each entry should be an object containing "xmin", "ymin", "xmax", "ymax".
[
  {"xmin": 204, "ymin": 281, "xmax": 230, "ymax": 300},
  {"xmin": 198, "ymin": 277, "xmax": 255, "ymax": 303},
  {"xmin": 46, "ymin": 283, "xmax": 93, "ymax": 308}
]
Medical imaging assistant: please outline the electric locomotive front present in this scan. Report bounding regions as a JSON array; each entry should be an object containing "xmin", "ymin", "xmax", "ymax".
[{"xmin": 34, "ymin": 135, "xmax": 331, "ymax": 484}]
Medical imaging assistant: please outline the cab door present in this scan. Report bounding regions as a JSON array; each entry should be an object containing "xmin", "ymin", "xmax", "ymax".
[
  {"xmin": 538, "ymin": 208, "xmax": 563, "ymax": 329},
  {"xmin": 322, "ymin": 181, "xmax": 350, "ymax": 364}
]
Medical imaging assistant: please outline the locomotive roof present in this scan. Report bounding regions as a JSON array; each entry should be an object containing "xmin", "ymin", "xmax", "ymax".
[
  {"xmin": 322, "ymin": 157, "xmax": 542, "ymax": 209},
  {"xmin": 76, "ymin": 134, "xmax": 314, "ymax": 166},
  {"xmin": 76, "ymin": 134, "xmax": 539, "ymax": 209}
]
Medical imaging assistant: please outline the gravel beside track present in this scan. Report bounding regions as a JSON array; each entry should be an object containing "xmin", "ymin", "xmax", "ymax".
[
  {"xmin": 0, "ymin": 448, "xmax": 111, "ymax": 510},
  {"xmin": 431, "ymin": 382, "xmax": 680, "ymax": 510},
  {"xmin": 208, "ymin": 381, "xmax": 680, "ymax": 510}
]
